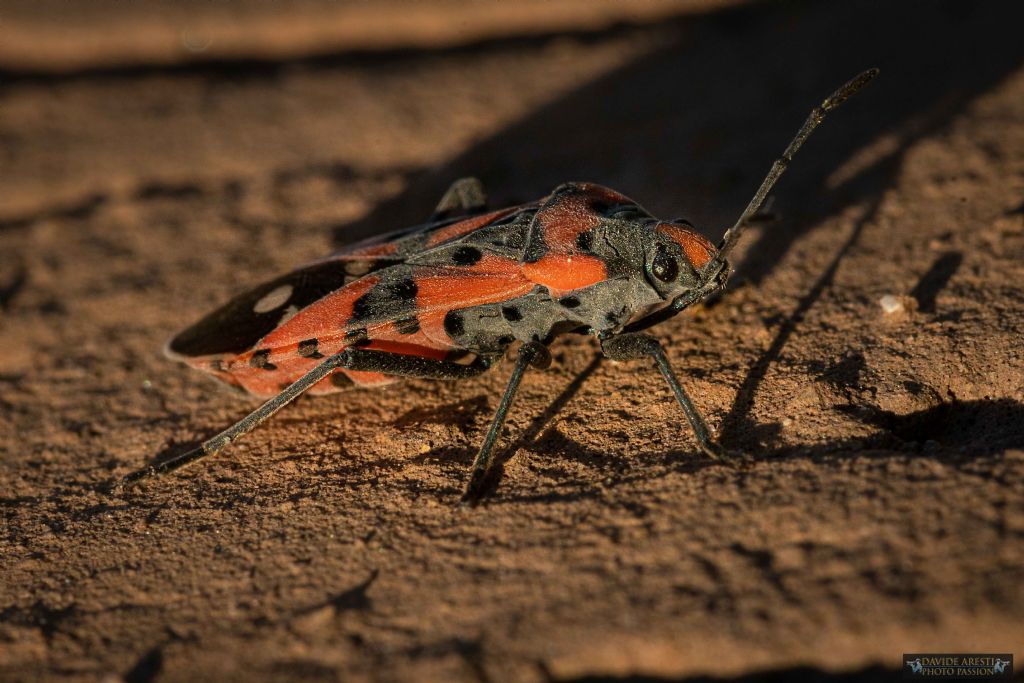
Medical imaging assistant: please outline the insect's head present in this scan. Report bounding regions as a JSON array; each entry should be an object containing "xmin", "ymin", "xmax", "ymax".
[
  {"xmin": 639, "ymin": 220, "xmax": 726, "ymax": 301},
  {"xmin": 606, "ymin": 215, "xmax": 730, "ymax": 333}
]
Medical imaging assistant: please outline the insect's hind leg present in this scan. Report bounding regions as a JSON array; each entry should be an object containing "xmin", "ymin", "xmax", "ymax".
[
  {"xmin": 462, "ymin": 341, "xmax": 551, "ymax": 504},
  {"xmin": 601, "ymin": 333, "xmax": 728, "ymax": 460},
  {"xmin": 119, "ymin": 350, "xmax": 496, "ymax": 488}
]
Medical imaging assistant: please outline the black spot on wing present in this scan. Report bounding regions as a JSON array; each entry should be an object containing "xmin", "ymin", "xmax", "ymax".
[
  {"xmin": 168, "ymin": 261, "xmax": 358, "ymax": 358},
  {"xmin": 298, "ymin": 339, "xmax": 324, "ymax": 359},
  {"xmin": 451, "ymin": 246, "xmax": 483, "ymax": 266},
  {"xmin": 350, "ymin": 292, "xmax": 372, "ymax": 323},
  {"xmin": 443, "ymin": 311, "xmax": 465, "ymax": 340},
  {"xmin": 249, "ymin": 349, "xmax": 276, "ymax": 371},
  {"xmin": 348, "ymin": 276, "xmax": 418, "ymax": 326},
  {"xmin": 522, "ymin": 236, "xmax": 548, "ymax": 264}
]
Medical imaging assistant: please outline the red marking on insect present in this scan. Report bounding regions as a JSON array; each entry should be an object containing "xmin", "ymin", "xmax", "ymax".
[
  {"xmin": 415, "ymin": 255, "xmax": 531, "ymax": 313},
  {"xmin": 536, "ymin": 191, "xmax": 602, "ymax": 247},
  {"xmin": 125, "ymin": 69, "xmax": 879, "ymax": 503},
  {"xmin": 657, "ymin": 223, "xmax": 715, "ymax": 270},
  {"xmin": 520, "ymin": 254, "xmax": 608, "ymax": 293}
]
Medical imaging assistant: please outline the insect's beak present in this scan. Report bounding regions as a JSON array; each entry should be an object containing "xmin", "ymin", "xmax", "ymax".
[
  {"xmin": 687, "ymin": 256, "xmax": 729, "ymax": 304},
  {"xmin": 705, "ymin": 256, "xmax": 730, "ymax": 289},
  {"xmin": 700, "ymin": 242, "xmax": 733, "ymax": 286}
]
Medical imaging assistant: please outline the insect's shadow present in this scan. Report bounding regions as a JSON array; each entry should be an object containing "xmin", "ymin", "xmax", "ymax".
[
  {"xmin": 292, "ymin": 569, "xmax": 378, "ymax": 619},
  {"xmin": 465, "ymin": 355, "xmax": 605, "ymax": 499},
  {"xmin": 390, "ymin": 356, "xmax": 606, "ymax": 499},
  {"xmin": 334, "ymin": 1, "xmax": 1024, "ymax": 269},
  {"xmin": 329, "ymin": 0, "xmax": 1024, "ymax": 453},
  {"xmin": 325, "ymin": 361, "xmax": 1020, "ymax": 504},
  {"xmin": 493, "ymin": 397, "xmax": 1024, "ymax": 505},
  {"xmin": 390, "ymin": 394, "xmax": 490, "ymax": 430},
  {"xmin": 909, "ymin": 251, "xmax": 964, "ymax": 314}
]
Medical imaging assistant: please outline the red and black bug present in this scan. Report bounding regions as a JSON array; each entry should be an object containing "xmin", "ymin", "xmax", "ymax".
[{"xmin": 123, "ymin": 69, "xmax": 877, "ymax": 501}]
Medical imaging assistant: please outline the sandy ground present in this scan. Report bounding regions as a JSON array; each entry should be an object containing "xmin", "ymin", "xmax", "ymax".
[{"xmin": 2, "ymin": 1, "xmax": 1023, "ymax": 681}]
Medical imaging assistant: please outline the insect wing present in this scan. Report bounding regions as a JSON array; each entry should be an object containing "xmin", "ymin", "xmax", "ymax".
[
  {"xmin": 321, "ymin": 206, "xmax": 530, "ymax": 260},
  {"xmin": 166, "ymin": 206, "xmax": 537, "ymax": 396}
]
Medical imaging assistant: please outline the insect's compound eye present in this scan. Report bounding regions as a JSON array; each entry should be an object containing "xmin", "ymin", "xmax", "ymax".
[{"xmin": 651, "ymin": 244, "xmax": 679, "ymax": 283}]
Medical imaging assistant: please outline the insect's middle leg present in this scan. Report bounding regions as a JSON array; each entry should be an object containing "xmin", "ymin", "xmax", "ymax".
[
  {"xmin": 462, "ymin": 341, "xmax": 551, "ymax": 504},
  {"xmin": 601, "ymin": 333, "xmax": 725, "ymax": 459}
]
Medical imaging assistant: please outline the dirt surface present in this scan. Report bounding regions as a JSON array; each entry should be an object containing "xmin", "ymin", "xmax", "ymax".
[
  {"xmin": 0, "ymin": 0, "xmax": 736, "ymax": 74},
  {"xmin": 2, "ymin": 2, "xmax": 1023, "ymax": 681}
]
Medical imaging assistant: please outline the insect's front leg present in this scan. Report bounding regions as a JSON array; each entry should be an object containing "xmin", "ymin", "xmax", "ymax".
[
  {"xmin": 462, "ymin": 341, "xmax": 551, "ymax": 504},
  {"xmin": 601, "ymin": 333, "xmax": 728, "ymax": 460}
]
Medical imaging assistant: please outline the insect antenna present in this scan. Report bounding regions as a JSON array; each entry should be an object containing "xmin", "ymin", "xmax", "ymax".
[
  {"xmin": 710, "ymin": 68, "xmax": 878, "ymax": 269},
  {"xmin": 117, "ymin": 350, "xmax": 352, "ymax": 489}
]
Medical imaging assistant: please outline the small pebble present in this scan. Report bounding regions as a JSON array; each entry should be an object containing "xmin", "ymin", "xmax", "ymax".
[{"xmin": 879, "ymin": 294, "xmax": 904, "ymax": 314}]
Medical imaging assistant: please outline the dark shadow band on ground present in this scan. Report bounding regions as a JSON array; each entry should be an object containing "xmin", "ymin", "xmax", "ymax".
[{"xmin": 334, "ymin": 0, "xmax": 1024, "ymax": 279}]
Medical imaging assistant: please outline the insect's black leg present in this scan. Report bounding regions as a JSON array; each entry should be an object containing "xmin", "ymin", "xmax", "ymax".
[
  {"xmin": 601, "ymin": 333, "xmax": 725, "ymax": 459},
  {"xmin": 120, "ymin": 349, "xmax": 354, "ymax": 487},
  {"xmin": 431, "ymin": 177, "xmax": 488, "ymax": 221},
  {"xmin": 120, "ymin": 351, "xmax": 495, "ymax": 488},
  {"xmin": 462, "ymin": 341, "xmax": 551, "ymax": 504}
]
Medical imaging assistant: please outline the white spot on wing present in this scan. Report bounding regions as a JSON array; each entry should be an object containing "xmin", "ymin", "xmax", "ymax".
[
  {"xmin": 345, "ymin": 260, "xmax": 373, "ymax": 276},
  {"xmin": 278, "ymin": 305, "xmax": 300, "ymax": 325},
  {"xmin": 253, "ymin": 284, "xmax": 293, "ymax": 313}
]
